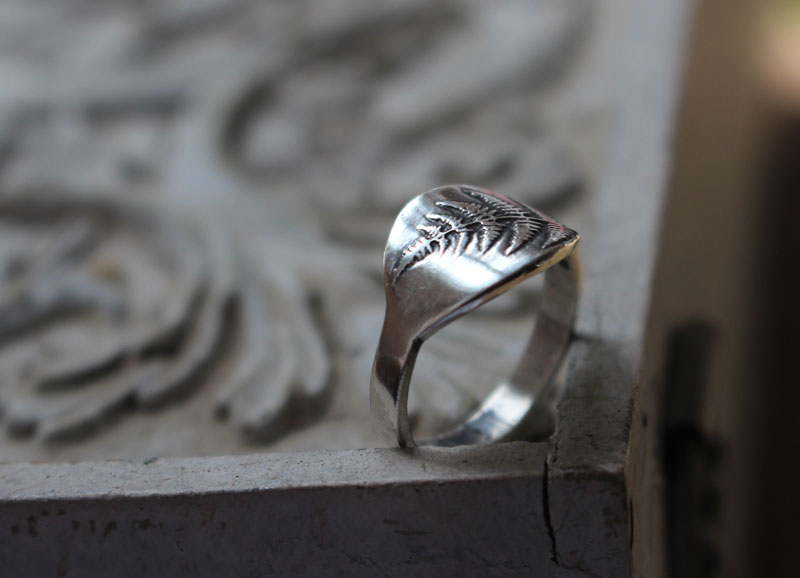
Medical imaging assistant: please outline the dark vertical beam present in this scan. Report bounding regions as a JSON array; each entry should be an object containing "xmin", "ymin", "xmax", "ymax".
[{"xmin": 629, "ymin": 0, "xmax": 766, "ymax": 576}]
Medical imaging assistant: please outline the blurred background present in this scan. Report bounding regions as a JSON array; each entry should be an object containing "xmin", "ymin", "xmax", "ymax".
[{"xmin": 0, "ymin": 0, "xmax": 626, "ymax": 462}]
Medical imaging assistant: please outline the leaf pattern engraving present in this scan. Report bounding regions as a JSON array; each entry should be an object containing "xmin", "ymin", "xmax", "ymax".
[{"xmin": 392, "ymin": 187, "xmax": 550, "ymax": 281}]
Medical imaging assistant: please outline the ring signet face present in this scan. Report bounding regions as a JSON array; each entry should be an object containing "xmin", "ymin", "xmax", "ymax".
[{"xmin": 383, "ymin": 185, "xmax": 579, "ymax": 341}]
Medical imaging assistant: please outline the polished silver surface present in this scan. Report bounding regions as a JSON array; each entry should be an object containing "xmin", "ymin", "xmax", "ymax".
[{"xmin": 370, "ymin": 184, "xmax": 581, "ymax": 447}]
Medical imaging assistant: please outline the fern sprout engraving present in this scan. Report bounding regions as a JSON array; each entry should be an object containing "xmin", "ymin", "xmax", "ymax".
[{"xmin": 391, "ymin": 187, "xmax": 555, "ymax": 281}]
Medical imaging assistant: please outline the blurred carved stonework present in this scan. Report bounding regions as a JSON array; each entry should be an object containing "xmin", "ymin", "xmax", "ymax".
[{"xmin": 0, "ymin": 0, "xmax": 625, "ymax": 461}]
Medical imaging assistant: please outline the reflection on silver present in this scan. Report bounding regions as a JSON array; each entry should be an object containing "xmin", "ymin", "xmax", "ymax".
[{"xmin": 370, "ymin": 184, "xmax": 581, "ymax": 447}]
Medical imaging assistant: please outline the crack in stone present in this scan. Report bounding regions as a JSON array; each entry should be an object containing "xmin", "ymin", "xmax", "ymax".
[
  {"xmin": 543, "ymin": 456, "xmax": 612, "ymax": 578},
  {"xmin": 542, "ymin": 458, "xmax": 559, "ymax": 565}
]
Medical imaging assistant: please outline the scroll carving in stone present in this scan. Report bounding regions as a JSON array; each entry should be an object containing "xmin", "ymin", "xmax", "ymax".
[{"xmin": 0, "ymin": 0, "xmax": 596, "ymax": 460}]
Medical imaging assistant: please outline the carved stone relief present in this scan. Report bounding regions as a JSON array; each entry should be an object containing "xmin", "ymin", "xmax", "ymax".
[{"xmin": 0, "ymin": 0, "xmax": 624, "ymax": 461}]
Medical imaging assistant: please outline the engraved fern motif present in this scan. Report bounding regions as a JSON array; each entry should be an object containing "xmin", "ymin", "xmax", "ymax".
[{"xmin": 391, "ymin": 187, "xmax": 550, "ymax": 281}]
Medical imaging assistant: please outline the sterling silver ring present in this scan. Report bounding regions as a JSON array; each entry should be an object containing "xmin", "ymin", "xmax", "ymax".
[{"xmin": 370, "ymin": 184, "xmax": 581, "ymax": 448}]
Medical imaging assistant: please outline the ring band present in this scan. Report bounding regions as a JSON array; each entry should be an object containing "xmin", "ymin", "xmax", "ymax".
[{"xmin": 370, "ymin": 185, "xmax": 581, "ymax": 448}]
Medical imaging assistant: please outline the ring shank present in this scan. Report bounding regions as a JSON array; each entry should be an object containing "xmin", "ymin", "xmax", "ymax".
[{"xmin": 370, "ymin": 249, "xmax": 581, "ymax": 448}]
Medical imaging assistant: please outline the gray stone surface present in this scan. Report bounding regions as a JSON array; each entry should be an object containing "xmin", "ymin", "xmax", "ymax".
[
  {"xmin": 0, "ymin": 443, "xmax": 580, "ymax": 578},
  {"xmin": 0, "ymin": 0, "xmax": 690, "ymax": 575},
  {"xmin": 0, "ymin": 0, "xmax": 611, "ymax": 460},
  {"xmin": 544, "ymin": 0, "xmax": 691, "ymax": 572}
]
